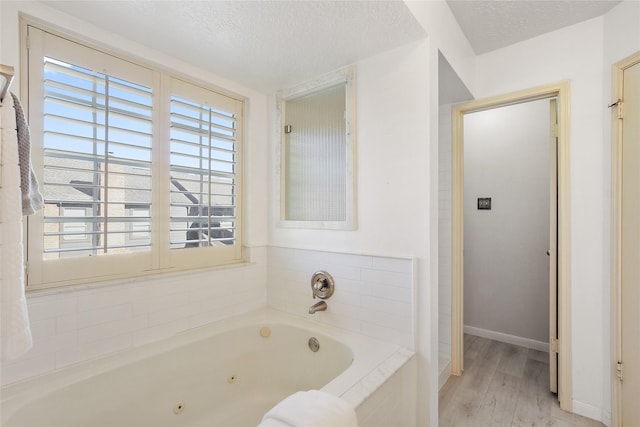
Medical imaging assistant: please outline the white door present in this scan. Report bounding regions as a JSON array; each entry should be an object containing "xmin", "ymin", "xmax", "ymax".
[{"xmin": 621, "ymin": 59, "xmax": 640, "ymax": 426}]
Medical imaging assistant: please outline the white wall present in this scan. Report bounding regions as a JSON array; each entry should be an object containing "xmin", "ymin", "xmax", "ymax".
[
  {"xmin": 0, "ymin": 1, "xmax": 270, "ymax": 385},
  {"xmin": 601, "ymin": 2, "xmax": 640, "ymax": 425},
  {"xmin": 603, "ymin": 1, "xmax": 640, "ymax": 70},
  {"xmin": 475, "ymin": 17, "xmax": 606, "ymax": 420},
  {"xmin": 463, "ymin": 100, "xmax": 550, "ymax": 346},
  {"xmin": 392, "ymin": 4, "xmax": 475, "ymax": 424},
  {"xmin": 404, "ymin": 5, "xmax": 477, "ymax": 423}
]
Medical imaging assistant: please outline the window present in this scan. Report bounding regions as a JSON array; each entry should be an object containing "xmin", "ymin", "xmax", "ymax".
[
  {"xmin": 125, "ymin": 206, "xmax": 150, "ymax": 242},
  {"xmin": 277, "ymin": 68, "xmax": 356, "ymax": 229},
  {"xmin": 59, "ymin": 206, "xmax": 91, "ymax": 249},
  {"xmin": 25, "ymin": 25, "xmax": 244, "ymax": 288}
]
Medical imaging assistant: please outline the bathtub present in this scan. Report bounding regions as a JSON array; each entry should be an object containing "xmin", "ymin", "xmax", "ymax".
[{"xmin": 1, "ymin": 309, "xmax": 415, "ymax": 427}]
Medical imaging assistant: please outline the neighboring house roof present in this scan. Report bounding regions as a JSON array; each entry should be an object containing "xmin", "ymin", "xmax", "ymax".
[{"xmin": 43, "ymin": 156, "xmax": 234, "ymax": 216}]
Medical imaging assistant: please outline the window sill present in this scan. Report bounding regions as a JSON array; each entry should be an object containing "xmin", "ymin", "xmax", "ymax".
[{"xmin": 26, "ymin": 249, "xmax": 260, "ymax": 297}]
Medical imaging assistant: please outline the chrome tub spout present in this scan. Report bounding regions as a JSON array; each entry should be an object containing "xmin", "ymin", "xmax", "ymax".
[{"xmin": 308, "ymin": 301, "xmax": 327, "ymax": 314}]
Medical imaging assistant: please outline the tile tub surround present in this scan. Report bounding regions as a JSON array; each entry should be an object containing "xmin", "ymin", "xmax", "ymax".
[
  {"xmin": 1, "ymin": 247, "xmax": 268, "ymax": 386},
  {"xmin": 1, "ymin": 308, "xmax": 416, "ymax": 427},
  {"xmin": 267, "ymin": 247, "xmax": 415, "ymax": 349},
  {"xmin": 355, "ymin": 353, "xmax": 416, "ymax": 427},
  {"xmin": 2, "ymin": 246, "xmax": 415, "ymax": 388}
]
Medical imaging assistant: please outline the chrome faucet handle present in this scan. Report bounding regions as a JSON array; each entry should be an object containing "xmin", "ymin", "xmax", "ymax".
[
  {"xmin": 313, "ymin": 279, "xmax": 326, "ymax": 294},
  {"xmin": 310, "ymin": 271, "xmax": 334, "ymax": 300}
]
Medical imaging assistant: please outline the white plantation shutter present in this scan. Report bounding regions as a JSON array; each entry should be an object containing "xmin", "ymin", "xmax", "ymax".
[
  {"xmin": 167, "ymin": 78, "xmax": 243, "ymax": 266},
  {"xmin": 169, "ymin": 98, "xmax": 236, "ymax": 248},
  {"xmin": 42, "ymin": 58, "xmax": 153, "ymax": 258}
]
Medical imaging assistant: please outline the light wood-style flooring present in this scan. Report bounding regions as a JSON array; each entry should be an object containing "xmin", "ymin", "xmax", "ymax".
[{"xmin": 439, "ymin": 334, "xmax": 605, "ymax": 427}]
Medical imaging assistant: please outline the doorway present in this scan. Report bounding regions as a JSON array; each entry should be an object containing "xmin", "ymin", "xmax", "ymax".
[
  {"xmin": 450, "ymin": 82, "xmax": 572, "ymax": 412},
  {"xmin": 611, "ymin": 51, "xmax": 640, "ymax": 427}
]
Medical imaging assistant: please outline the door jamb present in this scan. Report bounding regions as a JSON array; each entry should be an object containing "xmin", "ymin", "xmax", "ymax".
[
  {"xmin": 450, "ymin": 81, "xmax": 572, "ymax": 411},
  {"xmin": 610, "ymin": 51, "xmax": 640, "ymax": 427}
]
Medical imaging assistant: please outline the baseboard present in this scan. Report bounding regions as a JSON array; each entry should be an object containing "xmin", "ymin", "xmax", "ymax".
[
  {"xmin": 463, "ymin": 325, "xmax": 549, "ymax": 352},
  {"xmin": 572, "ymin": 400, "xmax": 603, "ymax": 423},
  {"xmin": 438, "ymin": 360, "xmax": 451, "ymax": 390}
]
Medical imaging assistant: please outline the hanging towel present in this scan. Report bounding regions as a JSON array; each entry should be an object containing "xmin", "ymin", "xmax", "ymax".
[
  {"xmin": 258, "ymin": 390, "xmax": 358, "ymax": 427},
  {"xmin": 0, "ymin": 93, "xmax": 33, "ymax": 362},
  {"xmin": 11, "ymin": 92, "xmax": 43, "ymax": 216}
]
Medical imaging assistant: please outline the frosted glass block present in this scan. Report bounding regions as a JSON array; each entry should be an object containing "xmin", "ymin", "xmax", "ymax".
[{"xmin": 284, "ymin": 84, "xmax": 346, "ymax": 221}]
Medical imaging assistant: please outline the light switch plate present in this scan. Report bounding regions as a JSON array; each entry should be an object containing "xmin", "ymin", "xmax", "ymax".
[{"xmin": 477, "ymin": 197, "xmax": 491, "ymax": 210}]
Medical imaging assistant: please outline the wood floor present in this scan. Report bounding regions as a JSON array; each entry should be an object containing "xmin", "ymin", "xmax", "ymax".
[{"xmin": 439, "ymin": 334, "xmax": 605, "ymax": 427}]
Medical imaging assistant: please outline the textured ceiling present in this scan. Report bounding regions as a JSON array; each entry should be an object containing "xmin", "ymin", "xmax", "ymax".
[
  {"xmin": 43, "ymin": 1, "xmax": 426, "ymax": 93},
  {"xmin": 447, "ymin": 0, "xmax": 621, "ymax": 54},
  {"xmin": 40, "ymin": 0, "xmax": 624, "ymax": 91}
]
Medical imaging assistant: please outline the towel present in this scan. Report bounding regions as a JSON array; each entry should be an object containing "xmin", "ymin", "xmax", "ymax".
[
  {"xmin": 258, "ymin": 390, "xmax": 358, "ymax": 427},
  {"xmin": 11, "ymin": 92, "xmax": 44, "ymax": 216},
  {"xmin": 0, "ymin": 92, "xmax": 33, "ymax": 362}
]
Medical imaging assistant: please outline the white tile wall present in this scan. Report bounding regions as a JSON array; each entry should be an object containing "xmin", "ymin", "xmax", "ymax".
[
  {"xmin": 3, "ymin": 246, "xmax": 415, "ymax": 386},
  {"xmin": 355, "ymin": 355, "xmax": 417, "ymax": 427},
  {"xmin": 267, "ymin": 247, "xmax": 415, "ymax": 349},
  {"xmin": 1, "ymin": 247, "xmax": 268, "ymax": 386}
]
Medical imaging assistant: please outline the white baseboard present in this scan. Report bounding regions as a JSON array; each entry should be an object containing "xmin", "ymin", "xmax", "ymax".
[
  {"xmin": 572, "ymin": 400, "xmax": 603, "ymax": 423},
  {"xmin": 438, "ymin": 360, "xmax": 451, "ymax": 390},
  {"xmin": 463, "ymin": 325, "xmax": 549, "ymax": 352}
]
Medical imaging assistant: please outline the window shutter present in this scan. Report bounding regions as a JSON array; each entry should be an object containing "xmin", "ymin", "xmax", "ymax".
[
  {"xmin": 169, "ymin": 92, "xmax": 238, "ymax": 251},
  {"xmin": 42, "ymin": 57, "xmax": 153, "ymax": 258}
]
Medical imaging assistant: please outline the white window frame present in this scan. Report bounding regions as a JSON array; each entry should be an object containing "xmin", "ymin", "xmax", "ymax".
[{"xmin": 23, "ymin": 21, "xmax": 245, "ymax": 290}]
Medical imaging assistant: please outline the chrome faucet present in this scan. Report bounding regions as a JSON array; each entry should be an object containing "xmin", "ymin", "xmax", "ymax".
[{"xmin": 308, "ymin": 300, "xmax": 327, "ymax": 314}]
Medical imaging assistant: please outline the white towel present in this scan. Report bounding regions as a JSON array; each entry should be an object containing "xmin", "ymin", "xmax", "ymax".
[
  {"xmin": 258, "ymin": 390, "xmax": 358, "ymax": 427},
  {"xmin": 0, "ymin": 93, "xmax": 33, "ymax": 362},
  {"xmin": 11, "ymin": 92, "xmax": 44, "ymax": 216}
]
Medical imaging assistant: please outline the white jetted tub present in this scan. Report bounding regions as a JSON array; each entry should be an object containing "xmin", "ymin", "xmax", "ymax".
[{"xmin": 1, "ymin": 309, "xmax": 415, "ymax": 427}]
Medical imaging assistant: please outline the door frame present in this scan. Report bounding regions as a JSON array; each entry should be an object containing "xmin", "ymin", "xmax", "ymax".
[
  {"xmin": 611, "ymin": 50, "xmax": 640, "ymax": 427},
  {"xmin": 450, "ymin": 81, "xmax": 572, "ymax": 411}
]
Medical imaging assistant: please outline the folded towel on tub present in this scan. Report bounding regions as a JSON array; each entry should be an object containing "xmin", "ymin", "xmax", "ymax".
[{"xmin": 259, "ymin": 390, "xmax": 358, "ymax": 427}]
